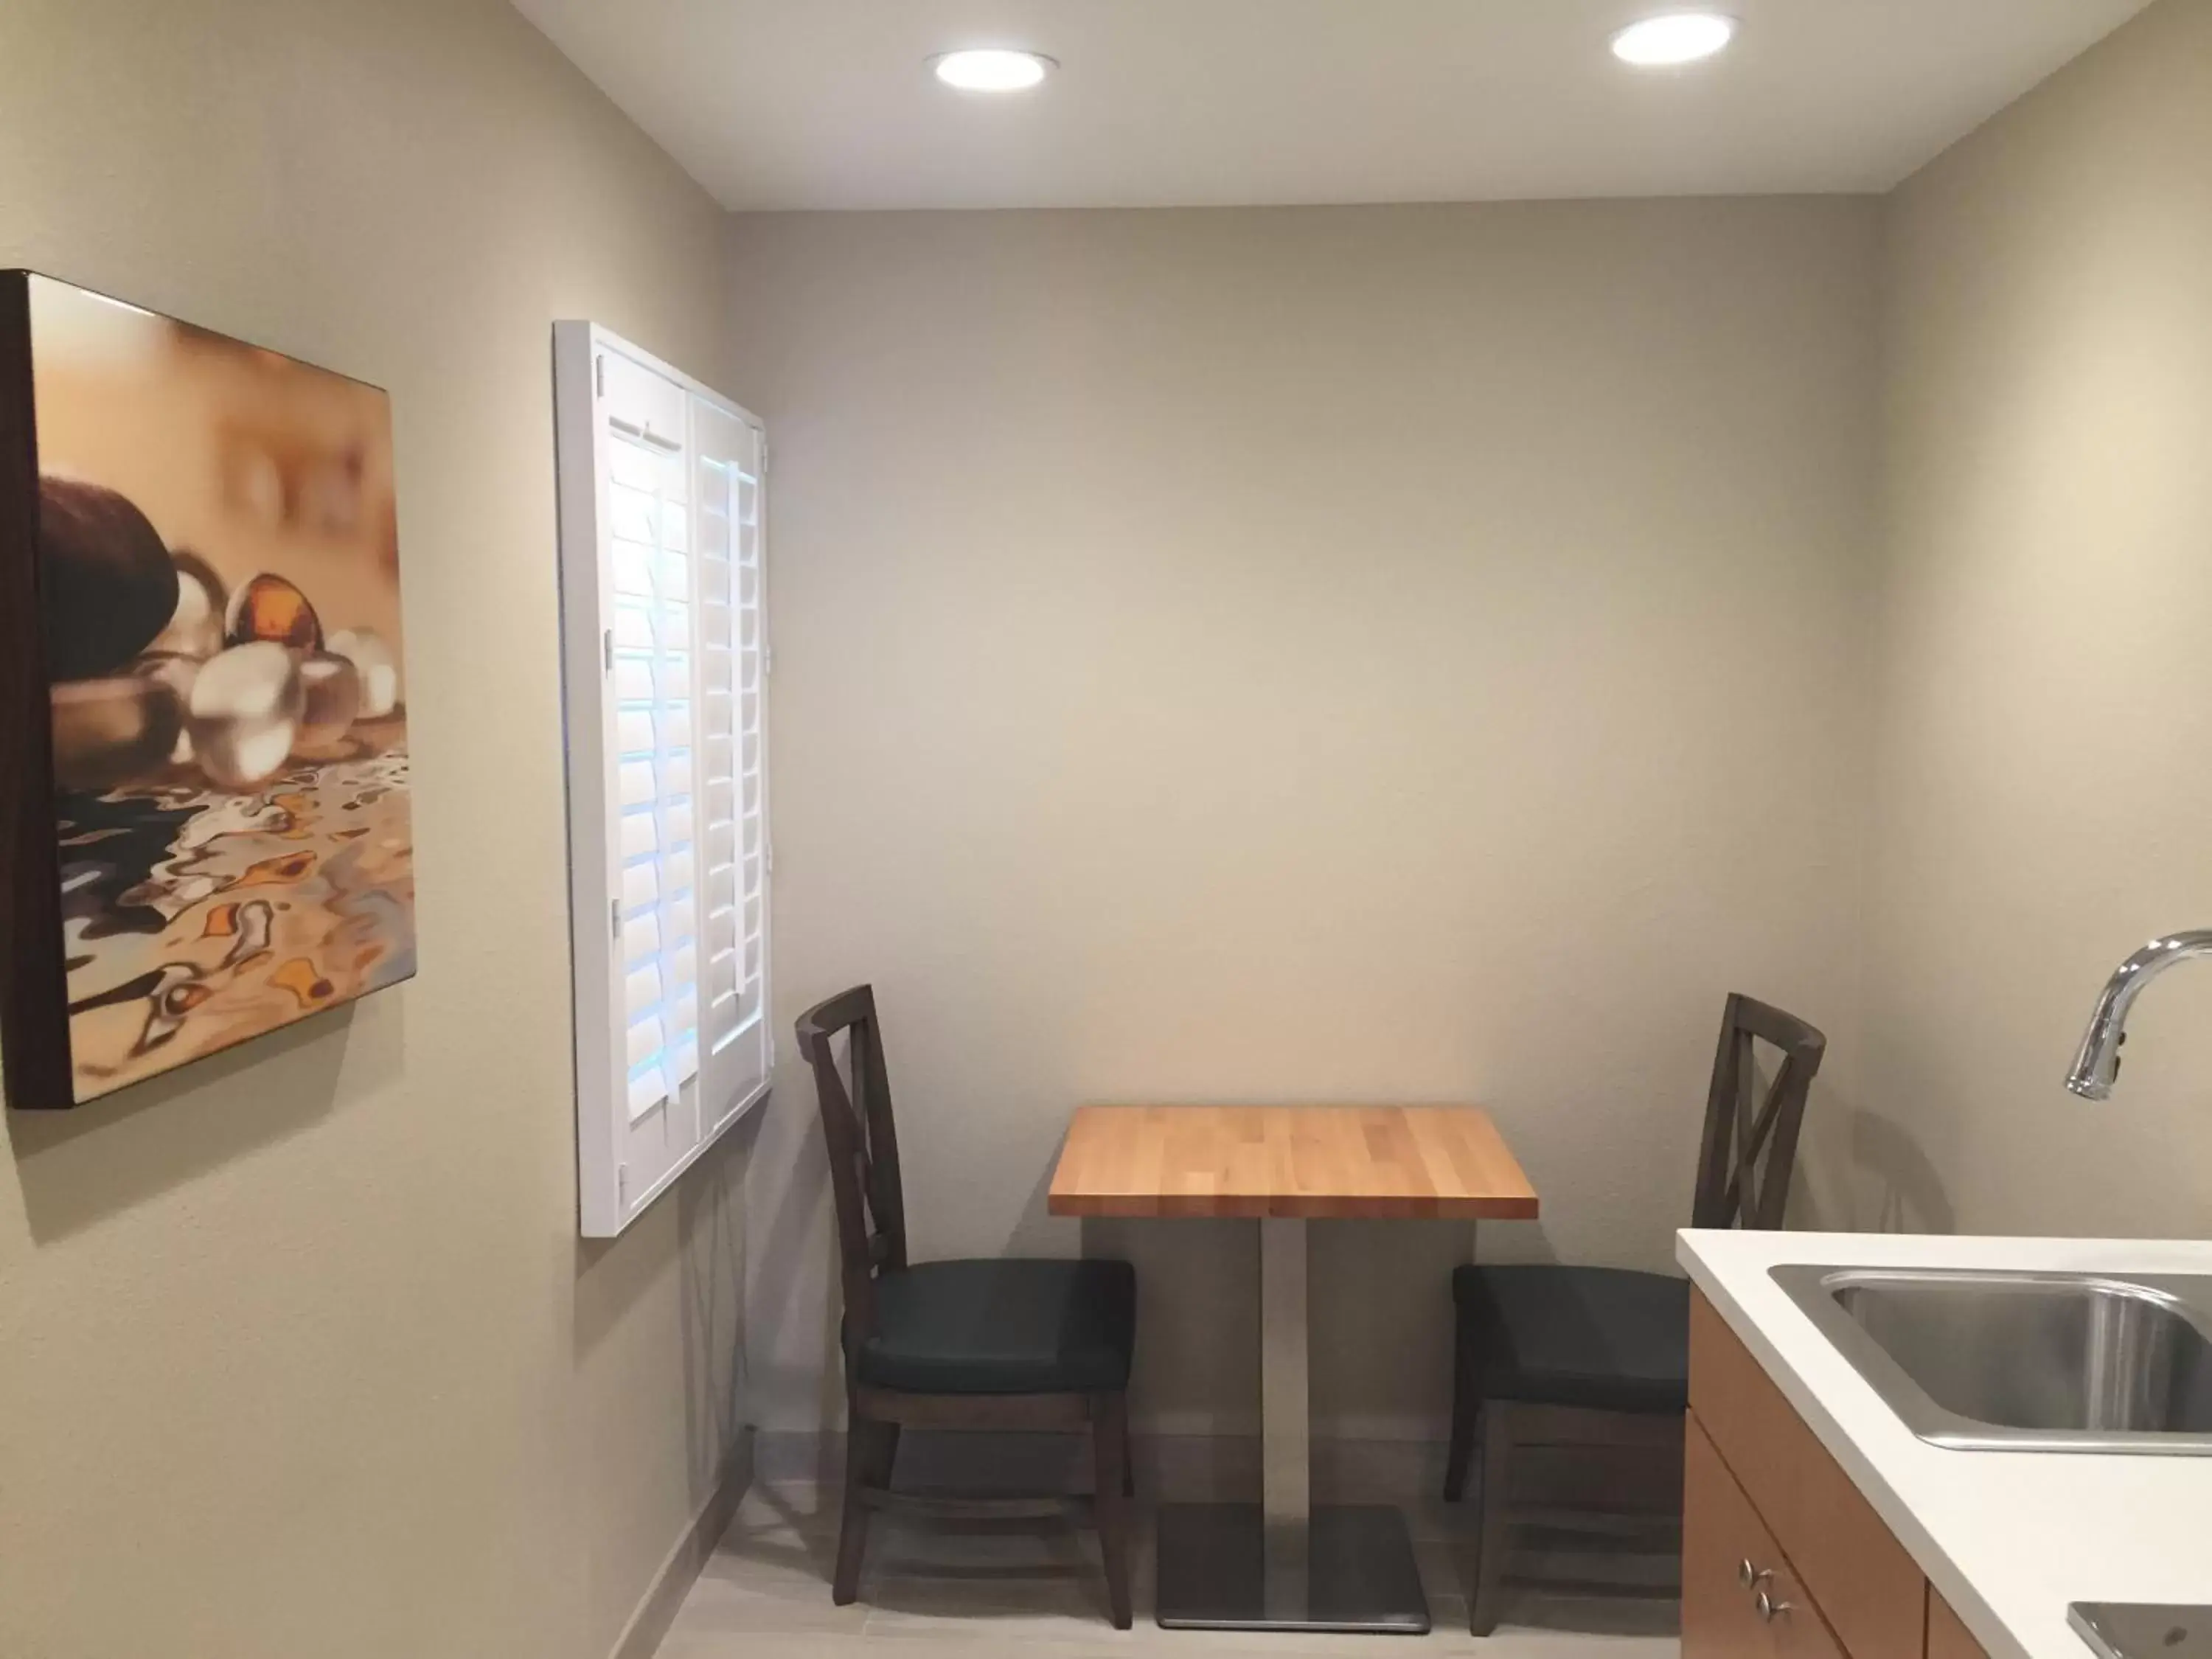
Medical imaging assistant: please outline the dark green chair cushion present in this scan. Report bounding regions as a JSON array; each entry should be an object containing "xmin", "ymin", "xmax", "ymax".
[
  {"xmin": 854, "ymin": 1258, "xmax": 1136, "ymax": 1396},
  {"xmin": 1453, "ymin": 1263, "xmax": 1691, "ymax": 1415}
]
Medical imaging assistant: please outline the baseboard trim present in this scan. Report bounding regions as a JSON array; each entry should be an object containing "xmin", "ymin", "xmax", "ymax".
[
  {"xmin": 749, "ymin": 1428, "xmax": 1455, "ymax": 1506},
  {"xmin": 609, "ymin": 1427, "xmax": 755, "ymax": 1659}
]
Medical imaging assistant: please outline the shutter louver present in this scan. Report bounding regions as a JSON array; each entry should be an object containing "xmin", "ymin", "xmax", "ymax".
[
  {"xmin": 608, "ymin": 427, "xmax": 700, "ymax": 1121},
  {"xmin": 696, "ymin": 430, "xmax": 765, "ymax": 1062}
]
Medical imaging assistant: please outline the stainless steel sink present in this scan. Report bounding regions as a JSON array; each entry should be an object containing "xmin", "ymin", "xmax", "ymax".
[
  {"xmin": 2073, "ymin": 1604, "xmax": 2212, "ymax": 1659},
  {"xmin": 1770, "ymin": 1265, "xmax": 2212, "ymax": 1453}
]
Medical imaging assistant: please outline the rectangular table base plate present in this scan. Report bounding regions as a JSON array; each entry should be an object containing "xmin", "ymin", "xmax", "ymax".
[{"xmin": 1154, "ymin": 1502, "xmax": 1432, "ymax": 1633}]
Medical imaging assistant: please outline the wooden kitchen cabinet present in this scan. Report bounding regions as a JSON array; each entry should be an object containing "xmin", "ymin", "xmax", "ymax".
[
  {"xmin": 1686, "ymin": 1415, "xmax": 1849, "ymax": 1659},
  {"xmin": 1685, "ymin": 1289, "xmax": 1940, "ymax": 1659},
  {"xmin": 1930, "ymin": 1592, "xmax": 1993, "ymax": 1659}
]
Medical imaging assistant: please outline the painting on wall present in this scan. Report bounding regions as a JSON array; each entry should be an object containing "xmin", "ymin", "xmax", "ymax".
[{"xmin": 0, "ymin": 271, "xmax": 414, "ymax": 1109}]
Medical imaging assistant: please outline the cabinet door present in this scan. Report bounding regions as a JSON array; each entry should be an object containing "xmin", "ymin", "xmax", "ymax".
[
  {"xmin": 1930, "ymin": 1593, "xmax": 1992, "ymax": 1659},
  {"xmin": 1691, "ymin": 1292, "xmax": 1929, "ymax": 1659},
  {"xmin": 1686, "ymin": 1414, "xmax": 1850, "ymax": 1659}
]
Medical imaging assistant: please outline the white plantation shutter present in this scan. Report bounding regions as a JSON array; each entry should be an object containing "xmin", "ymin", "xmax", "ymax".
[
  {"xmin": 691, "ymin": 397, "xmax": 771, "ymax": 1133},
  {"xmin": 554, "ymin": 324, "xmax": 771, "ymax": 1238}
]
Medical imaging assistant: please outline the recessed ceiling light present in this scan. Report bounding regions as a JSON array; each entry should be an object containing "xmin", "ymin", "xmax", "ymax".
[
  {"xmin": 1610, "ymin": 12, "xmax": 1738, "ymax": 67},
  {"xmin": 931, "ymin": 48, "xmax": 1056, "ymax": 93}
]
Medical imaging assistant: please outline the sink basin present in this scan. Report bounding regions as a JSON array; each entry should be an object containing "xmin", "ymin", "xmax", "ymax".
[
  {"xmin": 1770, "ymin": 1265, "xmax": 2212, "ymax": 1453},
  {"xmin": 2073, "ymin": 1604, "xmax": 2212, "ymax": 1659}
]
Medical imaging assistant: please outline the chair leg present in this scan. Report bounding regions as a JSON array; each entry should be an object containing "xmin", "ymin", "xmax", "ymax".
[
  {"xmin": 1444, "ymin": 1328, "xmax": 1476, "ymax": 1502},
  {"xmin": 1092, "ymin": 1393, "xmax": 1134, "ymax": 1630},
  {"xmin": 1120, "ymin": 1405, "xmax": 1136, "ymax": 1498},
  {"xmin": 1469, "ymin": 1402, "xmax": 1515, "ymax": 1637},
  {"xmin": 832, "ymin": 1415, "xmax": 886, "ymax": 1605}
]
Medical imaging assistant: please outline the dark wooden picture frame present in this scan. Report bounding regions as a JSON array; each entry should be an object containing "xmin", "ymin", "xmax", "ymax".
[
  {"xmin": 0, "ymin": 272, "xmax": 415, "ymax": 1110},
  {"xmin": 0, "ymin": 272, "xmax": 71, "ymax": 1109}
]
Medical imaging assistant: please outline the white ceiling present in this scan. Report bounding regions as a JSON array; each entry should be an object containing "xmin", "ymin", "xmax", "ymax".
[{"xmin": 512, "ymin": 0, "xmax": 2153, "ymax": 212}]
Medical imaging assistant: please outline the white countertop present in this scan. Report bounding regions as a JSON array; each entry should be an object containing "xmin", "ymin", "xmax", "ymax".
[{"xmin": 1677, "ymin": 1229, "xmax": 2212, "ymax": 1659}]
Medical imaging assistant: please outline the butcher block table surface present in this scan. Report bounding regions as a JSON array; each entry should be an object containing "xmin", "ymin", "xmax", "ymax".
[
  {"xmin": 1046, "ymin": 1102, "xmax": 1540, "ymax": 1635},
  {"xmin": 1047, "ymin": 1103, "xmax": 1540, "ymax": 1221}
]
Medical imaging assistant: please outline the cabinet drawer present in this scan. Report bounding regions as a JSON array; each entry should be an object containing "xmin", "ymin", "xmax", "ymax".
[
  {"xmin": 1690, "ymin": 1290, "xmax": 1927, "ymax": 1659},
  {"xmin": 1686, "ymin": 1414, "xmax": 1848, "ymax": 1659}
]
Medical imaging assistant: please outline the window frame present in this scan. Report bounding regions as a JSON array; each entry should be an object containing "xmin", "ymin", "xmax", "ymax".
[{"xmin": 552, "ymin": 321, "xmax": 772, "ymax": 1239}]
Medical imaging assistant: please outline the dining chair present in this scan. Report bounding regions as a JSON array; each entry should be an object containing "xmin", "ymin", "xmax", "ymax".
[
  {"xmin": 1444, "ymin": 991, "xmax": 1826, "ymax": 1635},
  {"xmin": 795, "ymin": 984, "xmax": 1137, "ymax": 1627}
]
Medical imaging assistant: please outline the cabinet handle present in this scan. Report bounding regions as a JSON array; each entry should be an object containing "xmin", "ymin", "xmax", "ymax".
[
  {"xmin": 1757, "ymin": 1589, "xmax": 1795, "ymax": 1623},
  {"xmin": 1739, "ymin": 1559, "xmax": 1773, "ymax": 1590}
]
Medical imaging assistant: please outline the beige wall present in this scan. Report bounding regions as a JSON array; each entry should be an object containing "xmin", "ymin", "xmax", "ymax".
[
  {"xmin": 1862, "ymin": 0, "xmax": 2212, "ymax": 1239},
  {"xmin": 729, "ymin": 200, "xmax": 1884, "ymax": 1441},
  {"xmin": 0, "ymin": 3, "xmax": 747, "ymax": 1657}
]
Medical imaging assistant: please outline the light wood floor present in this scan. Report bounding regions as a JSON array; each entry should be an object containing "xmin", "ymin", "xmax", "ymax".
[{"xmin": 653, "ymin": 1481, "xmax": 1682, "ymax": 1658}]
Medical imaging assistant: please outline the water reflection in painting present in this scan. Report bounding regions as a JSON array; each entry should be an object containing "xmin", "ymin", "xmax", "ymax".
[{"xmin": 26, "ymin": 274, "xmax": 414, "ymax": 1103}]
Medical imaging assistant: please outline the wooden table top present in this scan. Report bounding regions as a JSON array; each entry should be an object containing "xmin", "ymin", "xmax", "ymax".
[{"xmin": 1046, "ymin": 1105, "xmax": 1540, "ymax": 1220}]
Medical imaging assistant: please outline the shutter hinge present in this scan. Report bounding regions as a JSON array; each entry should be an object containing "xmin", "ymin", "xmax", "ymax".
[
  {"xmin": 765, "ymin": 841, "xmax": 774, "ymax": 876},
  {"xmin": 764, "ymin": 644, "xmax": 774, "ymax": 677},
  {"xmin": 602, "ymin": 628, "xmax": 613, "ymax": 673},
  {"xmin": 617, "ymin": 1162, "xmax": 628, "ymax": 1203},
  {"xmin": 611, "ymin": 897, "xmax": 621, "ymax": 939},
  {"xmin": 595, "ymin": 354, "xmax": 605, "ymax": 397}
]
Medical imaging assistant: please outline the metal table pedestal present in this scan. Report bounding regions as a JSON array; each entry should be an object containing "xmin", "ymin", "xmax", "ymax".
[{"xmin": 1152, "ymin": 1219, "xmax": 1432, "ymax": 1634}]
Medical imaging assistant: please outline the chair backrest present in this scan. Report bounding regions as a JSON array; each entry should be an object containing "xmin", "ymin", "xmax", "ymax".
[
  {"xmin": 1690, "ymin": 992, "xmax": 1827, "ymax": 1231},
  {"xmin": 795, "ymin": 984, "xmax": 909, "ymax": 1343}
]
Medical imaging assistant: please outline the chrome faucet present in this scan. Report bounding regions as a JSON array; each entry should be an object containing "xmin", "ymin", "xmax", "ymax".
[{"xmin": 2067, "ymin": 931, "xmax": 2212, "ymax": 1099}]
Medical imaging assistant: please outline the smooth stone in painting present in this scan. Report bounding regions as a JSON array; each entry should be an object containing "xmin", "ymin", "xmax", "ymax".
[
  {"xmin": 131, "ymin": 652, "xmax": 202, "ymax": 764},
  {"xmin": 326, "ymin": 626, "xmax": 400, "ymax": 717},
  {"xmin": 186, "ymin": 641, "xmax": 303, "ymax": 789},
  {"xmin": 50, "ymin": 675, "xmax": 185, "ymax": 792},
  {"xmin": 37, "ymin": 477, "xmax": 181, "ymax": 681},
  {"xmin": 224, "ymin": 571, "xmax": 323, "ymax": 652},
  {"xmin": 145, "ymin": 549, "xmax": 229, "ymax": 661},
  {"xmin": 292, "ymin": 652, "xmax": 361, "ymax": 759}
]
